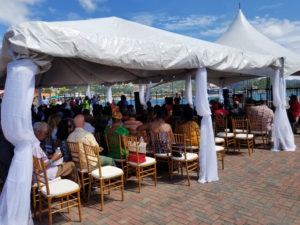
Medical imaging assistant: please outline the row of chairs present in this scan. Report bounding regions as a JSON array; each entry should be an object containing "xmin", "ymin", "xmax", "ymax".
[
  {"xmin": 213, "ymin": 115, "xmax": 269, "ymax": 156},
  {"xmin": 32, "ymin": 126, "xmax": 228, "ymax": 225}
]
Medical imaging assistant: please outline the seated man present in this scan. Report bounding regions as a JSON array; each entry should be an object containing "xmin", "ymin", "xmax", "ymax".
[
  {"xmin": 32, "ymin": 122, "xmax": 78, "ymax": 183},
  {"xmin": 249, "ymin": 101, "xmax": 274, "ymax": 143},
  {"xmin": 67, "ymin": 114, "xmax": 115, "ymax": 168}
]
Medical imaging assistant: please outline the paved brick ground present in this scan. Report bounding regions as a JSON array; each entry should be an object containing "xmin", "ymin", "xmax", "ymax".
[{"xmin": 35, "ymin": 135, "xmax": 300, "ymax": 225}]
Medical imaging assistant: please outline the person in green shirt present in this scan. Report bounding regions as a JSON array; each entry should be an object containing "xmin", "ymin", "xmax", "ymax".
[
  {"xmin": 104, "ymin": 106, "xmax": 129, "ymax": 159},
  {"xmin": 83, "ymin": 96, "xmax": 91, "ymax": 111}
]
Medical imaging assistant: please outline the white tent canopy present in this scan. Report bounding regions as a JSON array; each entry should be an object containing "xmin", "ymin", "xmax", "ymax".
[
  {"xmin": 217, "ymin": 9, "xmax": 300, "ymax": 77},
  {"xmin": 217, "ymin": 9, "xmax": 296, "ymax": 152},
  {"xmin": 0, "ymin": 16, "xmax": 284, "ymax": 225},
  {"xmin": 0, "ymin": 16, "xmax": 281, "ymax": 88}
]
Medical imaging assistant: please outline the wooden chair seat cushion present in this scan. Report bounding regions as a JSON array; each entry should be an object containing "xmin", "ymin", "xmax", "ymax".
[
  {"xmin": 185, "ymin": 145, "xmax": 199, "ymax": 150},
  {"xmin": 235, "ymin": 133, "xmax": 254, "ymax": 139},
  {"xmin": 32, "ymin": 177, "xmax": 61, "ymax": 188},
  {"xmin": 128, "ymin": 156, "xmax": 156, "ymax": 167},
  {"xmin": 154, "ymin": 153, "xmax": 169, "ymax": 158},
  {"xmin": 251, "ymin": 130, "xmax": 268, "ymax": 134},
  {"xmin": 215, "ymin": 137, "xmax": 225, "ymax": 143},
  {"xmin": 217, "ymin": 132, "xmax": 234, "ymax": 138},
  {"xmin": 172, "ymin": 152, "xmax": 198, "ymax": 162},
  {"xmin": 91, "ymin": 166, "xmax": 123, "ymax": 179},
  {"xmin": 235, "ymin": 129, "xmax": 247, "ymax": 133},
  {"xmin": 77, "ymin": 168, "xmax": 88, "ymax": 173},
  {"xmin": 215, "ymin": 145, "xmax": 225, "ymax": 152},
  {"xmin": 41, "ymin": 179, "xmax": 79, "ymax": 197}
]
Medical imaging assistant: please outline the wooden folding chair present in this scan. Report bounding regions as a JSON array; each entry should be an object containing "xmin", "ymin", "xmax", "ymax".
[
  {"xmin": 175, "ymin": 124, "xmax": 200, "ymax": 154},
  {"xmin": 170, "ymin": 133, "xmax": 199, "ymax": 186},
  {"xmin": 32, "ymin": 156, "xmax": 82, "ymax": 225},
  {"xmin": 83, "ymin": 143, "xmax": 124, "ymax": 211},
  {"xmin": 232, "ymin": 117, "xmax": 254, "ymax": 156},
  {"xmin": 66, "ymin": 141, "xmax": 89, "ymax": 201},
  {"xmin": 127, "ymin": 136, "xmax": 157, "ymax": 192},
  {"xmin": 150, "ymin": 132, "xmax": 173, "ymax": 180},
  {"xmin": 105, "ymin": 134, "xmax": 129, "ymax": 180},
  {"xmin": 248, "ymin": 114, "xmax": 269, "ymax": 147},
  {"xmin": 215, "ymin": 115, "xmax": 236, "ymax": 152}
]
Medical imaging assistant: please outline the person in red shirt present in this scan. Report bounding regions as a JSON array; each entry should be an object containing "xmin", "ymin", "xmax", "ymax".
[
  {"xmin": 214, "ymin": 103, "xmax": 229, "ymax": 117},
  {"xmin": 288, "ymin": 95, "xmax": 300, "ymax": 133}
]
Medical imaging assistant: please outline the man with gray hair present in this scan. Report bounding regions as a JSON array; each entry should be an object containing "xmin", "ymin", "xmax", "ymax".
[{"xmin": 33, "ymin": 122, "xmax": 78, "ymax": 183}]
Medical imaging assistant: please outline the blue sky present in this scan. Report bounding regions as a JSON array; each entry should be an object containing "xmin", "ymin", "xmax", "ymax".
[{"xmin": 0, "ymin": 0, "xmax": 300, "ymax": 53}]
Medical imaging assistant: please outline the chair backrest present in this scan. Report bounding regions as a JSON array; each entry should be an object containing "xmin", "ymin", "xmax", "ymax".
[
  {"xmin": 32, "ymin": 156, "xmax": 50, "ymax": 195},
  {"xmin": 149, "ymin": 132, "xmax": 172, "ymax": 156},
  {"xmin": 82, "ymin": 144, "xmax": 102, "ymax": 177},
  {"xmin": 126, "ymin": 136, "xmax": 141, "ymax": 164},
  {"xmin": 232, "ymin": 117, "xmax": 249, "ymax": 134},
  {"xmin": 105, "ymin": 134, "xmax": 128, "ymax": 160},
  {"xmin": 66, "ymin": 141, "xmax": 84, "ymax": 170},
  {"xmin": 170, "ymin": 133, "xmax": 188, "ymax": 159},
  {"xmin": 215, "ymin": 115, "xmax": 228, "ymax": 132}
]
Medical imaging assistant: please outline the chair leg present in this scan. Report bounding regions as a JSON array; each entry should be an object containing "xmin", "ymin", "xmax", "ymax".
[
  {"xmin": 108, "ymin": 179, "xmax": 111, "ymax": 195},
  {"xmin": 77, "ymin": 191, "xmax": 82, "ymax": 222},
  {"xmin": 60, "ymin": 197, "xmax": 63, "ymax": 209},
  {"xmin": 87, "ymin": 177, "xmax": 92, "ymax": 202},
  {"xmin": 66, "ymin": 196, "xmax": 70, "ymax": 213},
  {"xmin": 196, "ymin": 161, "xmax": 200, "ymax": 179},
  {"xmin": 154, "ymin": 163, "xmax": 157, "ymax": 186},
  {"xmin": 121, "ymin": 175, "xmax": 124, "ymax": 201},
  {"xmin": 168, "ymin": 158, "xmax": 172, "ymax": 181},
  {"xmin": 222, "ymin": 153, "xmax": 225, "ymax": 170},
  {"xmin": 185, "ymin": 162, "xmax": 191, "ymax": 186},
  {"xmin": 100, "ymin": 180, "xmax": 104, "ymax": 211},
  {"xmin": 38, "ymin": 193, "xmax": 42, "ymax": 223},
  {"xmin": 48, "ymin": 198, "xmax": 53, "ymax": 225},
  {"xmin": 170, "ymin": 160, "xmax": 173, "ymax": 181},
  {"xmin": 137, "ymin": 167, "xmax": 141, "ymax": 193},
  {"xmin": 32, "ymin": 188, "xmax": 37, "ymax": 219},
  {"xmin": 80, "ymin": 173, "xmax": 86, "ymax": 201}
]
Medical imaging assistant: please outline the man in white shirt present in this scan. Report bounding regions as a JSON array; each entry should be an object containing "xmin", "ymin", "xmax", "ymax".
[
  {"xmin": 33, "ymin": 122, "xmax": 78, "ymax": 183},
  {"xmin": 42, "ymin": 96, "xmax": 49, "ymax": 105}
]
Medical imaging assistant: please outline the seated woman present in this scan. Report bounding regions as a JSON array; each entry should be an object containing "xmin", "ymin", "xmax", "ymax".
[
  {"xmin": 176, "ymin": 106, "xmax": 200, "ymax": 148},
  {"xmin": 149, "ymin": 107, "xmax": 173, "ymax": 154},
  {"xmin": 124, "ymin": 113, "xmax": 143, "ymax": 136},
  {"xmin": 56, "ymin": 118, "xmax": 75, "ymax": 161},
  {"xmin": 104, "ymin": 107, "xmax": 129, "ymax": 159}
]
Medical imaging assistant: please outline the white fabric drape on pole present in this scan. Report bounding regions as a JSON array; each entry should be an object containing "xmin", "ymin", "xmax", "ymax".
[
  {"xmin": 218, "ymin": 87, "xmax": 224, "ymax": 103},
  {"xmin": 185, "ymin": 74, "xmax": 193, "ymax": 106},
  {"xmin": 86, "ymin": 85, "xmax": 91, "ymax": 98},
  {"xmin": 139, "ymin": 83, "xmax": 146, "ymax": 108},
  {"xmin": 0, "ymin": 59, "xmax": 38, "ymax": 225},
  {"xmin": 145, "ymin": 83, "xmax": 151, "ymax": 103},
  {"xmin": 37, "ymin": 88, "xmax": 42, "ymax": 106},
  {"xmin": 272, "ymin": 68, "xmax": 296, "ymax": 151},
  {"xmin": 194, "ymin": 68, "xmax": 219, "ymax": 183},
  {"xmin": 106, "ymin": 85, "xmax": 112, "ymax": 104}
]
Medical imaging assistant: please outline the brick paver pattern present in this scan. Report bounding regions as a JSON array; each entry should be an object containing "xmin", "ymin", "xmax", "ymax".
[{"xmin": 35, "ymin": 135, "xmax": 300, "ymax": 225}]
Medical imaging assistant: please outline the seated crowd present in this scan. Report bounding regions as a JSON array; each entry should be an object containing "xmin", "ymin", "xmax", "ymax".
[{"xmin": 0, "ymin": 93, "xmax": 298, "ymax": 224}]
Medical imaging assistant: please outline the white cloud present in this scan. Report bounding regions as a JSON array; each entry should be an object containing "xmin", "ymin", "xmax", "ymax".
[
  {"xmin": 257, "ymin": 3, "xmax": 284, "ymax": 11},
  {"xmin": 250, "ymin": 16, "xmax": 300, "ymax": 54},
  {"xmin": 200, "ymin": 21, "xmax": 231, "ymax": 37},
  {"xmin": 131, "ymin": 13, "xmax": 156, "ymax": 26},
  {"xmin": 131, "ymin": 13, "xmax": 221, "ymax": 31},
  {"xmin": 78, "ymin": 0, "xmax": 107, "ymax": 12},
  {"xmin": 67, "ymin": 12, "xmax": 81, "ymax": 21},
  {"xmin": 163, "ymin": 15, "xmax": 218, "ymax": 30},
  {"xmin": 0, "ymin": 0, "xmax": 44, "ymax": 25}
]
